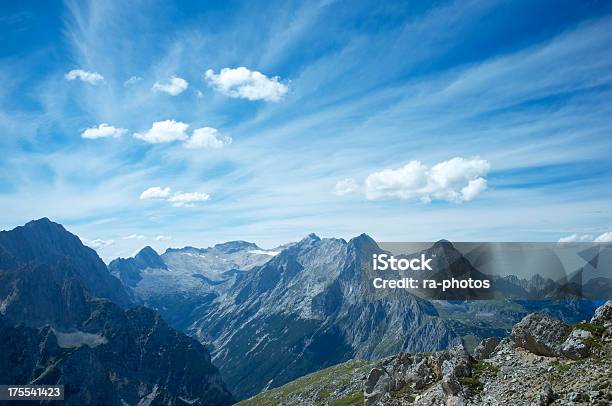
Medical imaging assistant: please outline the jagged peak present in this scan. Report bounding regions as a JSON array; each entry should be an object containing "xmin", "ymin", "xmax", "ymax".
[
  {"xmin": 302, "ymin": 233, "xmax": 321, "ymax": 242},
  {"xmin": 136, "ymin": 246, "xmax": 158, "ymax": 258},
  {"xmin": 347, "ymin": 233, "xmax": 378, "ymax": 251},
  {"xmin": 20, "ymin": 217, "xmax": 68, "ymax": 234}
]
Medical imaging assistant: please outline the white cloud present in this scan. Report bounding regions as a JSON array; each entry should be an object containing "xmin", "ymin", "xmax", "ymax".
[
  {"xmin": 594, "ymin": 231, "xmax": 612, "ymax": 243},
  {"xmin": 557, "ymin": 233, "xmax": 593, "ymax": 243},
  {"xmin": 168, "ymin": 191, "xmax": 210, "ymax": 207},
  {"xmin": 335, "ymin": 178, "xmax": 359, "ymax": 196},
  {"xmin": 134, "ymin": 120, "xmax": 189, "ymax": 144},
  {"xmin": 65, "ymin": 69, "xmax": 104, "ymax": 84},
  {"xmin": 81, "ymin": 123, "xmax": 127, "ymax": 139},
  {"xmin": 124, "ymin": 76, "xmax": 143, "ymax": 86},
  {"xmin": 557, "ymin": 232, "xmax": 612, "ymax": 243},
  {"xmin": 155, "ymin": 235, "xmax": 172, "ymax": 241},
  {"xmin": 205, "ymin": 67, "xmax": 289, "ymax": 101},
  {"xmin": 140, "ymin": 186, "xmax": 172, "ymax": 200},
  {"xmin": 184, "ymin": 127, "xmax": 232, "ymax": 149},
  {"xmin": 364, "ymin": 157, "xmax": 490, "ymax": 203},
  {"xmin": 459, "ymin": 178, "xmax": 488, "ymax": 202},
  {"xmin": 139, "ymin": 186, "xmax": 210, "ymax": 208},
  {"xmin": 152, "ymin": 75, "xmax": 189, "ymax": 96},
  {"xmin": 123, "ymin": 234, "xmax": 145, "ymax": 240},
  {"xmin": 82, "ymin": 238, "xmax": 115, "ymax": 248}
]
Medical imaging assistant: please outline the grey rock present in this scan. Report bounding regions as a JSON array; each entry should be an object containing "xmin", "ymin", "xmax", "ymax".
[
  {"xmin": 591, "ymin": 300, "xmax": 612, "ymax": 326},
  {"xmin": 510, "ymin": 312, "xmax": 569, "ymax": 356},
  {"xmin": 538, "ymin": 382, "xmax": 554, "ymax": 405},
  {"xmin": 441, "ymin": 341, "xmax": 472, "ymax": 396},
  {"xmin": 364, "ymin": 367, "xmax": 391, "ymax": 406},
  {"xmin": 474, "ymin": 337, "xmax": 500, "ymax": 360},
  {"xmin": 561, "ymin": 329, "xmax": 593, "ymax": 359}
]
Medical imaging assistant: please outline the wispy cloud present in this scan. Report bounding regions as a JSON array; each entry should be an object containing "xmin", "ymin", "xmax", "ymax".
[
  {"xmin": 65, "ymin": 69, "xmax": 104, "ymax": 84},
  {"xmin": 334, "ymin": 178, "xmax": 359, "ymax": 196},
  {"xmin": 168, "ymin": 191, "xmax": 210, "ymax": 207},
  {"xmin": 82, "ymin": 237, "xmax": 115, "ymax": 248},
  {"xmin": 123, "ymin": 234, "xmax": 145, "ymax": 240}
]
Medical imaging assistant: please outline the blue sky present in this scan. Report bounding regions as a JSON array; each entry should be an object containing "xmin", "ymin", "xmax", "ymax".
[{"xmin": 1, "ymin": 0, "xmax": 612, "ymax": 261}]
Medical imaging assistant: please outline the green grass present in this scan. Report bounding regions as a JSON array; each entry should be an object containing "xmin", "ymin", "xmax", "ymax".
[
  {"xmin": 573, "ymin": 323, "xmax": 605, "ymax": 337},
  {"xmin": 236, "ymin": 360, "xmax": 371, "ymax": 406},
  {"xmin": 329, "ymin": 391, "xmax": 364, "ymax": 406}
]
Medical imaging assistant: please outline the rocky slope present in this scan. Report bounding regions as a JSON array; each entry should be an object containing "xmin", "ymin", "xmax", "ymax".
[
  {"xmin": 239, "ymin": 301, "xmax": 612, "ymax": 405},
  {"xmin": 0, "ymin": 219, "xmax": 234, "ymax": 405},
  {"xmin": 113, "ymin": 234, "xmax": 602, "ymax": 401},
  {"xmin": 190, "ymin": 234, "xmax": 455, "ymax": 400},
  {"xmin": 109, "ymin": 241, "xmax": 279, "ymax": 330}
]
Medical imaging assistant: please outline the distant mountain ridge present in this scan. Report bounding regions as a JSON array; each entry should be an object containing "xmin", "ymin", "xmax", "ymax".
[{"xmin": 0, "ymin": 218, "xmax": 234, "ymax": 405}]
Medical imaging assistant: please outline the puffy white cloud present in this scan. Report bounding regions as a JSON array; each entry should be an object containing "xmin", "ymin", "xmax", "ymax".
[
  {"xmin": 82, "ymin": 238, "xmax": 115, "ymax": 248},
  {"xmin": 152, "ymin": 75, "xmax": 189, "ymax": 96},
  {"xmin": 155, "ymin": 235, "xmax": 172, "ymax": 241},
  {"xmin": 594, "ymin": 231, "xmax": 612, "ymax": 243},
  {"xmin": 459, "ymin": 178, "xmax": 488, "ymax": 202},
  {"xmin": 134, "ymin": 120, "xmax": 189, "ymax": 144},
  {"xmin": 65, "ymin": 69, "xmax": 104, "ymax": 84},
  {"xmin": 335, "ymin": 178, "xmax": 359, "ymax": 196},
  {"xmin": 168, "ymin": 191, "xmax": 210, "ymax": 207},
  {"xmin": 81, "ymin": 123, "xmax": 127, "ymax": 139},
  {"xmin": 184, "ymin": 127, "xmax": 232, "ymax": 149},
  {"xmin": 123, "ymin": 234, "xmax": 145, "ymax": 240},
  {"xmin": 205, "ymin": 67, "xmax": 288, "ymax": 102},
  {"xmin": 140, "ymin": 186, "xmax": 172, "ymax": 200},
  {"xmin": 364, "ymin": 157, "xmax": 490, "ymax": 203}
]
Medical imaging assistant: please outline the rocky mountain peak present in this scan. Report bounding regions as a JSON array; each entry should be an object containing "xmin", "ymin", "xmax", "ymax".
[
  {"xmin": 134, "ymin": 246, "xmax": 167, "ymax": 269},
  {"xmin": 0, "ymin": 218, "xmax": 131, "ymax": 307}
]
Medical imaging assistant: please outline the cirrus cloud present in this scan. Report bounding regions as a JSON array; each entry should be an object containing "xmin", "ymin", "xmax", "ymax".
[
  {"xmin": 123, "ymin": 234, "xmax": 145, "ymax": 240},
  {"xmin": 81, "ymin": 123, "xmax": 127, "ymax": 139},
  {"xmin": 65, "ymin": 69, "xmax": 104, "ymax": 84},
  {"xmin": 134, "ymin": 120, "xmax": 189, "ymax": 144},
  {"xmin": 335, "ymin": 178, "xmax": 359, "ymax": 196},
  {"xmin": 205, "ymin": 67, "xmax": 288, "ymax": 102},
  {"xmin": 152, "ymin": 75, "xmax": 189, "ymax": 96},
  {"xmin": 363, "ymin": 157, "xmax": 490, "ymax": 203},
  {"xmin": 168, "ymin": 191, "xmax": 210, "ymax": 207},
  {"xmin": 82, "ymin": 238, "xmax": 115, "ymax": 248}
]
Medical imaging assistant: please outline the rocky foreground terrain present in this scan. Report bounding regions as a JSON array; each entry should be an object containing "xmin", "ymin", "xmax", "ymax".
[{"xmin": 239, "ymin": 300, "xmax": 612, "ymax": 405}]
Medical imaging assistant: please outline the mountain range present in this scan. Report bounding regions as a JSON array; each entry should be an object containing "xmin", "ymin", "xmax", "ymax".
[
  {"xmin": 0, "ymin": 218, "xmax": 604, "ymax": 403},
  {"xmin": 0, "ymin": 218, "xmax": 234, "ymax": 405}
]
